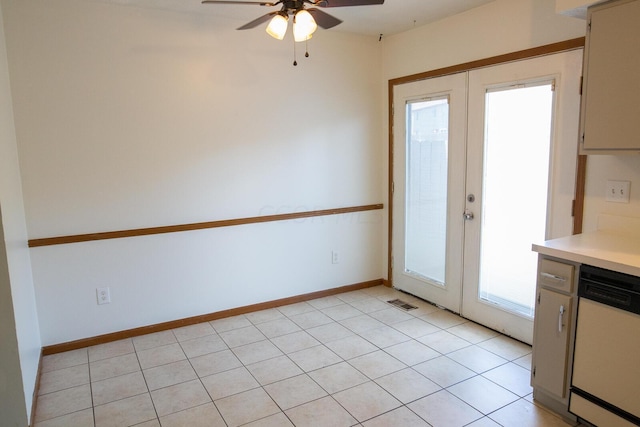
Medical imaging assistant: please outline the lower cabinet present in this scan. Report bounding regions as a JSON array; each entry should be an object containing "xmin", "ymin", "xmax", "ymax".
[{"xmin": 531, "ymin": 256, "xmax": 578, "ymax": 421}]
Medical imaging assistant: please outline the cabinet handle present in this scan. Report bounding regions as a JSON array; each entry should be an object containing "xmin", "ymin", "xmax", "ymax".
[
  {"xmin": 558, "ymin": 305, "xmax": 565, "ymax": 333},
  {"xmin": 541, "ymin": 272, "xmax": 566, "ymax": 282}
]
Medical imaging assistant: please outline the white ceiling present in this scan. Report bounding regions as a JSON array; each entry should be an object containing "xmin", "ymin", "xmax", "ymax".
[{"xmin": 93, "ymin": 0, "xmax": 496, "ymax": 37}]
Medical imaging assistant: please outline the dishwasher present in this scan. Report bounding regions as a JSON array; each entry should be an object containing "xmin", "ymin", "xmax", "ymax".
[{"xmin": 569, "ymin": 264, "xmax": 640, "ymax": 427}]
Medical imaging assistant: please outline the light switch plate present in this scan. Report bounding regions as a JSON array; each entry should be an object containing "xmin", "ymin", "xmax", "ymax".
[{"xmin": 605, "ymin": 180, "xmax": 631, "ymax": 203}]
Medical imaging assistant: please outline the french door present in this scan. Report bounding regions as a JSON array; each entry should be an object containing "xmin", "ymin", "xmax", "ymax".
[{"xmin": 392, "ymin": 50, "xmax": 582, "ymax": 343}]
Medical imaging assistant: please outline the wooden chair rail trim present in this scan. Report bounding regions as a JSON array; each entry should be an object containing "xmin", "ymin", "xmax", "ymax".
[
  {"xmin": 28, "ymin": 203, "xmax": 384, "ymax": 248},
  {"xmin": 41, "ymin": 278, "xmax": 384, "ymax": 355}
]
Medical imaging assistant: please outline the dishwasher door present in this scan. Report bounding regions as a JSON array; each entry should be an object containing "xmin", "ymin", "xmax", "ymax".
[{"xmin": 571, "ymin": 297, "xmax": 640, "ymax": 426}]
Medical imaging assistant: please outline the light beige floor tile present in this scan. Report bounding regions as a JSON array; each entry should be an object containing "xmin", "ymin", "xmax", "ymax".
[
  {"xmin": 324, "ymin": 335, "xmax": 378, "ymax": 360},
  {"xmin": 288, "ymin": 310, "xmax": 333, "ymax": 329},
  {"xmin": 466, "ymin": 417, "xmax": 503, "ymax": 426},
  {"xmin": 391, "ymin": 318, "xmax": 440, "ymax": 338},
  {"xmin": 349, "ymin": 350, "xmax": 407, "ymax": 379},
  {"xmin": 482, "ymin": 362, "xmax": 533, "ymax": 397},
  {"xmin": 339, "ymin": 314, "xmax": 386, "ymax": 334},
  {"xmin": 359, "ymin": 325, "xmax": 412, "ymax": 348},
  {"xmin": 321, "ymin": 303, "xmax": 363, "ymax": 321},
  {"xmin": 362, "ymin": 406, "xmax": 431, "ymax": 427},
  {"xmin": 201, "ymin": 366, "xmax": 260, "ymax": 400},
  {"xmin": 35, "ymin": 384, "xmax": 92, "ymax": 423},
  {"xmin": 489, "ymin": 398, "xmax": 577, "ymax": 427},
  {"xmin": 179, "ymin": 333, "xmax": 227, "ymax": 358},
  {"xmin": 362, "ymin": 285, "xmax": 400, "ymax": 299},
  {"xmin": 246, "ymin": 355, "xmax": 303, "ymax": 385},
  {"xmin": 408, "ymin": 390, "xmax": 483, "ymax": 427},
  {"xmin": 514, "ymin": 352, "xmax": 533, "ymax": 371},
  {"xmin": 384, "ymin": 340, "xmax": 440, "ymax": 366},
  {"xmin": 232, "ymin": 339, "xmax": 283, "ymax": 365},
  {"xmin": 190, "ymin": 349, "xmax": 242, "ymax": 377},
  {"xmin": 90, "ymin": 352, "xmax": 140, "ymax": 382},
  {"xmin": 209, "ymin": 315, "xmax": 252, "ymax": 333},
  {"xmin": 33, "ymin": 408, "xmax": 94, "ymax": 427},
  {"xmin": 39, "ymin": 364, "xmax": 89, "ymax": 395},
  {"xmin": 277, "ymin": 301, "xmax": 316, "ymax": 317},
  {"xmin": 417, "ymin": 330, "xmax": 472, "ymax": 354},
  {"xmin": 172, "ymin": 322, "xmax": 215, "ymax": 342},
  {"xmin": 413, "ymin": 356, "xmax": 475, "ymax": 388},
  {"xmin": 42, "ymin": 349, "xmax": 88, "ymax": 373},
  {"xmin": 94, "ymin": 393, "xmax": 156, "ymax": 427},
  {"xmin": 307, "ymin": 295, "xmax": 344, "ymax": 310},
  {"xmin": 448, "ymin": 375, "xmax": 519, "ymax": 414},
  {"xmin": 448, "ymin": 322, "xmax": 500, "ymax": 344},
  {"xmin": 406, "ymin": 300, "xmax": 441, "ymax": 317},
  {"xmin": 333, "ymin": 381, "xmax": 402, "ymax": 422},
  {"xmin": 375, "ymin": 368, "xmax": 441, "ymax": 404},
  {"xmin": 132, "ymin": 330, "xmax": 177, "ymax": 352},
  {"xmin": 285, "ymin": 396, "xmax": 357, "ymax": 427},
  {"xmin": 270, "ymin": 330, "xmax": 320, "ymax": 354},
  {"xmin": 348, "ymin": 297, "xmax": 391, "ymax": 314},
  {"xmin": 264, "ymin": 374, "xmax": 327, "ymax": 410},
  {"xmin": 243, "ymin": 412, "xmax": 294, "ymax": 427},
  {"xmin": 133, "ymin": 420, "xmax": 160, "ymax": 427},
  {"xmin": 336, "ymin": 290, "xmax": 370, "ymax": 303},
  {"xmin": 447, "ymin": 346, "xmax": 508, "ymax": 374},
  {"xmin": 420, "ymin": 310, "xmax": 467, "ymax": 329},
  {"xmin": 159, "ymin": 402, "xmax": 226, "ymax": 427},
  {"xmin": 308, "ymin": 361, "xmax": 369, "ymax": 394},
  {"xmin": 219, "ymin": 325, "xmax": 267, "ymax": 348},
  {"xmin": 137, "ymin": 342, "xmax": 186, "ymax": 369},
  {"xmin": 245, "ymin": 308, "xmax": 286, "ymax": 324},
  {"xmin": 150, "ymin": 379, "xmax": 211, "ymax": 417},
  {"xmin": 306, "ymin": 322, "xmax": 354, "ymax": 343},
  {"xmin": 88, "ymin": 339, "xmax": 134, "ymax": 363},
  {"xmin": 91, "ymin": 371, "xmax": 148, "ymax": 406},
  {"xmin": 288, "ymin": 345, "xmax": 342, "ymax": 372},
  {"xmin": 143, "ymin": 359, "xmax": 197, "ymax": 391},
  {"xmin": 368, "ymin": 308, "xmax": 414, "ymax": 325},
  {"xmin": 215, "ymin": 388, "xmax": 280, "ymax": 427},
  {"xmin": 255, "ymin": 318, "xmax": 301, "ymax": 338},
  {"xmin": 478, "ymin": 335, "xmax": 532, "ymax": 361}
]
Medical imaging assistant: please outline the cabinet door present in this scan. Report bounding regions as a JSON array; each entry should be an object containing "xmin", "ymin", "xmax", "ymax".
[
  {"xmin": 581, "ymin": 0, "xmax": 640, "ymax": 152},
  {"xmin": 532, "ymin": 289, "xmax": 573, "ymax": 397}
]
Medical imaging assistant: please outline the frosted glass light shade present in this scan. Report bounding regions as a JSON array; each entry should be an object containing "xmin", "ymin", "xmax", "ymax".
[
  {"xmin": 266, "ymin": 14, "xmax": 288, "ymax": 40},
  {"xmin": 293, "ymin": 10, "xmax": 317, "ymax": 42}
]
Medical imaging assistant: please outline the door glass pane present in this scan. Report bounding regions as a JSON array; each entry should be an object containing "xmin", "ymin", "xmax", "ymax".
[
  {"xmin": 479, "ymin": 84, "xmax": 553, "ymax": 317},
  {"xmin": 405, "ymin": 98, "xmax": 449, "ymax": 285}
]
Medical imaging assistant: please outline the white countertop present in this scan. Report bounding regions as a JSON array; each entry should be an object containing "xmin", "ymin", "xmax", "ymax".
[{"xmin": 532, "ymin": 231, "xmax": 640, "ymax": 277}]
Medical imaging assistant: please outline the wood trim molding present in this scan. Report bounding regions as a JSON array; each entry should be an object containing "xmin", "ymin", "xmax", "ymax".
[
  {"xmin": 387, "ymin": 37, "xmax": 586, "ymax": 287},
  {"xmin": 573, "ymin": 155, "xmax": 588, "ymax": 235},
  {"xmin": 42, "ymin": 278, "xmax": 384, "ymax": 355},
  {"xmin": 28, "ymin": 203, "xmax": 384, "ymax": 248}
]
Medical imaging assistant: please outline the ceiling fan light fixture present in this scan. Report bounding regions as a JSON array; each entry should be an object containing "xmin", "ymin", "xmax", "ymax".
[
  {"xmin": 293, "ymin": 9, "xmax": 317, "ymax": 42},
  {"xmin": 266, "ymin": 13, "xmax": 288, "ymax": 40}
]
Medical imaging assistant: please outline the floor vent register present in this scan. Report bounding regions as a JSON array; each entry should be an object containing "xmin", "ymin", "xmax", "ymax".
[{"xmin": 387, "ymin": 299, "xmax": 418, "ymax": 311}]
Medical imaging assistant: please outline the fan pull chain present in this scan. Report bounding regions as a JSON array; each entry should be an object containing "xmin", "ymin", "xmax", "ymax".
[
  {"xmin": 293, "ymin": 36, "xmax": 297, "ymax": 66},
  {"xmin": 305, "ymin": 38, "xmax": 309, "ymax": 58}
]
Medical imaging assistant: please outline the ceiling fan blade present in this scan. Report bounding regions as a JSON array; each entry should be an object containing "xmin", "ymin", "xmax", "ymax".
[
  {"xmin": 202, "ymin": 1, "xmax": 278, "ymax": 6},
  {"xmin": 307, "ymin": 8, "xmax": 342, "ymax": 29},
  {"xmin": 311, "ymin": 0, "xmax": 383, "ymax": 7},
  {"xmin": 237, "ymin": 11, "xmax": 279, "ymax": 30}
]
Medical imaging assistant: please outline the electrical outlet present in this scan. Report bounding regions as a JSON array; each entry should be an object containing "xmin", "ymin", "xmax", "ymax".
[
  {"xmin": 332, "ymin": 250, "xmax": 339, "ymax": 264},
  {"xmin": 605, "ymin": 180, "xmax": 631, "ymax": 203},
  {"xmin": 96, "ymin": 287, "xmax": 111, "ymax": 305}
]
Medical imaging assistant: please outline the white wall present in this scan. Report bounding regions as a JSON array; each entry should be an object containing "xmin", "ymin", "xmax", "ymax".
[
  {"xmin": 583, "ymin": 155, "xmax": 640, "ymax": 232},
  {"xmin": 0, "ymin": 1, "xmax": 41, "ymax": 424},
  {"xmin": 2, "ymin": 0, "xmax": 385, "ymax": 345}
]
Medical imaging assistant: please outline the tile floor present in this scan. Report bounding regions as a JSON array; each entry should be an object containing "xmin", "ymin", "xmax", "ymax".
[{"xmin": 34, "ymin": 285, "xmax": 582, "ymax": 427}]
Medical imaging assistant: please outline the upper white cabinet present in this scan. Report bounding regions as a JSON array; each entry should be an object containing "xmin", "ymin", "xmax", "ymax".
[{"xmin": 579, "ymin": 0, "xmax": 640, "ymax": 153}]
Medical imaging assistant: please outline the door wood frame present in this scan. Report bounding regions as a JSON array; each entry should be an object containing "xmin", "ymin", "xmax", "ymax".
[{"xmin": 387, "ymin": 37, "xmax": 586, "ymax": 286}]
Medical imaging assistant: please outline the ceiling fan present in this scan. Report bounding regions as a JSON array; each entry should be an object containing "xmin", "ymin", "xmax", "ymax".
[{"xmin": 202, "ymin": 0, "xmax": 385, "ymax": 42}]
